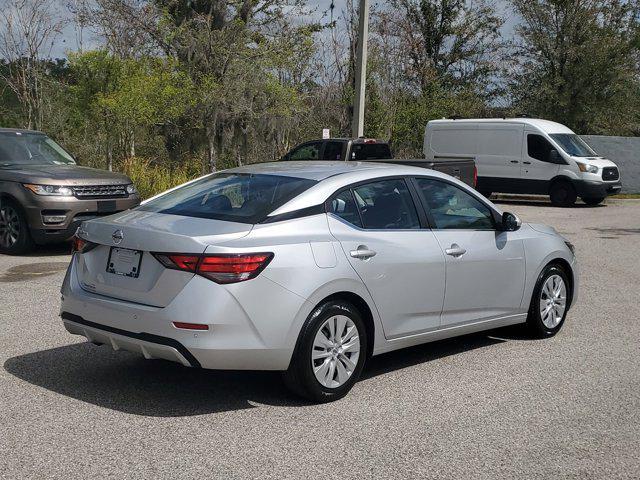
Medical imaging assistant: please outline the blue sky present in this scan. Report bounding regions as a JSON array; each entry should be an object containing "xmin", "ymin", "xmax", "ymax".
[{"xmin": 51, "ymin": 0, "xmax": 517, "ymax": 58}]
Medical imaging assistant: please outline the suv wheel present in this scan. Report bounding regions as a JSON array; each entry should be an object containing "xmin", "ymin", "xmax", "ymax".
[
  {"xmin": 0, "ymin": 199, "xmax": 34, "ymax": 255},
  {"xmin": 526, "ymin": 264, "xmax": 570, "ymax": 338},
  {"xmin": 549, "ymin": 181, "xmax": 577, "ymax": 207},
  {"xmin": 283, "ymin": 300, "xmax": 367, "ymax": 403}
]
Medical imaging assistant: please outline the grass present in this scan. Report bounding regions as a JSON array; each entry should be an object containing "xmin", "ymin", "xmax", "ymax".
[{"xmin": 611, "ymin": 194, "xmax": 640, "ymax": 199}]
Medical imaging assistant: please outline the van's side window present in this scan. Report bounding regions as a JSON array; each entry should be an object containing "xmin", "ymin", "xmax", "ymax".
[{"xmin": 527, "ymin": 134, "xmax": 554, "ymax": 162}]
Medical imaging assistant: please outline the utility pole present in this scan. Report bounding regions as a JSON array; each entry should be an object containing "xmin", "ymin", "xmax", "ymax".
[{"xmin": 352, "ymin": 0, "xmax": 370, "ymax": 138}]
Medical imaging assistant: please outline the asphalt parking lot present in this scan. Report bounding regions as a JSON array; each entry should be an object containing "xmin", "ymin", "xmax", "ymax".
[{"xmin": 1, "ymin": 199, "xmax": 639, "ymax": 479}]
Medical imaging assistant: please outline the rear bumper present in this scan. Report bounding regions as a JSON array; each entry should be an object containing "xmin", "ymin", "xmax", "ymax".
[
  {"xmin": 573, "ymin": 179, "xmax": 622, "ymax": 199},
  {"xmin": 60, "ymin": 256, "xmax": 305, "ymax": 371},
  {"xmin": 62, "ymin": 312, "xmax": 200, "ymax": 367}
]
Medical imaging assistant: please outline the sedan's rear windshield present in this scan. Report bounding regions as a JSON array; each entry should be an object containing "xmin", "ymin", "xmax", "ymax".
[
  {"xmin": 138, "ymin": 173, "xmax": 317, "ymax": 224},
  {"xmin": 0, "ymin": 132, "xmax": 76, "ymax": 166}
]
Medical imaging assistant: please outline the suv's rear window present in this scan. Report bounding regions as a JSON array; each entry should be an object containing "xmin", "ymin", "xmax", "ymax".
[
  {"xmin": 352, "ymin": 143, "xmax": 392, "ymax": 160},
  {"xmin": 138, "ymin": 173, "xmax": 316, "ymax": 224}
]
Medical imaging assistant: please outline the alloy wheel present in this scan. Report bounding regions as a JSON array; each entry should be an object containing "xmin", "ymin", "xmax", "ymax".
[
  {"xmin": 311, "ymin": 315, "xmax": 361, "ymax": 388},
  {"xmin": 539, "ymin": 274, "xmax": 567, "ymax": 329},
  {"xmin": 0, "ymin": 205, "xmax": 20, "ymax": 248}
]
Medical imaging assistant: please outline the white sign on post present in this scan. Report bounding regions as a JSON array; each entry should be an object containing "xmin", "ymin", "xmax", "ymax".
[{"xmin": 322, "ymin": 128, "xmax": 330, "ymax": 139}]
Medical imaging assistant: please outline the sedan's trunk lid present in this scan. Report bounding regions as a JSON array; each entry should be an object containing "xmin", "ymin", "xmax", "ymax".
[{"xmin": 75, "ymin": 209, "xmax": 253, "ymax": 307}]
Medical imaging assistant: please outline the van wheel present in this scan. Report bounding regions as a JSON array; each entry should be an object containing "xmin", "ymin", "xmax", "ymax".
[
  {"xmin": 582, "ymin": 197, "xmax": 605, "ymax": 206},
  {"xmin": 549, "ymin": 181, "xmax": 576, "ymax": 207},
  {"xmin": 283, "ymin": 300, "xmax": 367, "ymax": 403},
  {"xmin": 0, "ymin": 199, "xmax": 34, "ymax": 255}
]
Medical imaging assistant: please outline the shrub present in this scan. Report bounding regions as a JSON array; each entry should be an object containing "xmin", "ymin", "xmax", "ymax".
[{"xmin": 120, "ymin": 157, "xmax": 202, "ymax": 199}]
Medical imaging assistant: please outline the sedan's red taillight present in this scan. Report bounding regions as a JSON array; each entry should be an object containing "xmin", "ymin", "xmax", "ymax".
[
  {"xmin": 154, "ymin": 254, "xmax": 200, "ymax": 272},
  {"xmin": 71, "ymin": 235, "xmax": 97, "ymax": 254},
  {"xmin": 153, "ymin": 253, "xmax": 273, "ymax": 284}
]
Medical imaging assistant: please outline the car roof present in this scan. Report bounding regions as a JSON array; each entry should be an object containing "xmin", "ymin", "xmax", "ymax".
[
  {"xmin": 227, "ymin": 160, "xmax": 415, "ymax": 181},
  {"xmin": 233, "ymin": 161, "xmax": 476, "ymax": 217},
  {"xmin": 428, "ymin": 118, "xmax": 574, "ymax": 134}
]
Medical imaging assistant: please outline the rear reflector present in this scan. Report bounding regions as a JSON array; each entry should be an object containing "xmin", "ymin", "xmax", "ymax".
[
  {"xmin": 153, "ymin": 252, "xmax": 274, "ymax": 284},
  {"xmin": 173, "ymin": 322, "xmax": 209, "ymax": 330}
]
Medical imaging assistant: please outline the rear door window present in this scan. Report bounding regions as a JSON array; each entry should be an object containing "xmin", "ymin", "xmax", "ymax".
[
  {"xmin": 351, "ymin": 179, "xmax": 420, "ymax": 229},
  {"xmin": 351, "ymin": 143, "xmax": 392, "ymax": 160},
  {"xmin": 322, "ymin": 141, "xmax": 344, "ymax": 160},
  {"xmin": 328, "ymin": 189, "xmax": 362, "ymax": 227},
  {"xmin": 138, "ymin": 173, "xmax": 316, "ymax": 223}
]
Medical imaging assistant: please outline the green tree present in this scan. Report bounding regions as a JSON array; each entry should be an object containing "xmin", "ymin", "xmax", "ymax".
[
  {"xmin": 68, "ymin": 51, "xmax": 195, "ymax": 170},
  {"xmin": 509, "ymin": 0, "xmax": 640, "ymax": 135},
  {"xmin": 382, "ymin": 0, "xmax": 505, "ymax": 96}
]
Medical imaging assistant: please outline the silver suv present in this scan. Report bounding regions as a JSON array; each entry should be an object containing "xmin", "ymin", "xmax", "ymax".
[{"xmin": 0, "ymin": 128, "xmax": 140, "ymax": 254}]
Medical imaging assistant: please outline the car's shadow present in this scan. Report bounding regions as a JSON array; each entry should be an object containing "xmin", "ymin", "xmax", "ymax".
[
  {"xmin": 4, "ymin": 328, "xmax": 519, "ymax": 416},
  {"xmin": 5, "ymin": 242, "xmax": 71, "ymax": 258},
  {"xmin": 492, "ymin": 199, "xmax": 604, "ymax": 208}
]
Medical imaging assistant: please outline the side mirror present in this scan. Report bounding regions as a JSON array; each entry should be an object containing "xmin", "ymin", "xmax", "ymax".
[
  {"xmin": 500, "ymin": 212, "xmax": 521, "ymax": 231},
  {"xmin": 548, "ymin": 149, "xmax": 562, "ymax": 164}
]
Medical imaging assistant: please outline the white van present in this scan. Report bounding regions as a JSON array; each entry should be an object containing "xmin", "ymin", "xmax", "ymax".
[{"xmin": 424, "ymin": 118, "xmax": 622, "ymax": 206}]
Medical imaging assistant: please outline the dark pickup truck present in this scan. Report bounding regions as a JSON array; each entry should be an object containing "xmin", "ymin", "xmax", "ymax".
[{"xmin": 282, "ymin": 138, "xmax": 477, "ymax": 188}]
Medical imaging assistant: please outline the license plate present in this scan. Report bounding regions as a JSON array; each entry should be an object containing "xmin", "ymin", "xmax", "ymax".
[
  {"xmin": 107, "ymin": 247, "xmax": 143, "ymax": 278},
  {"xmin": 98, "ymin": 200, "xmax": 117, "ymax": 213}
]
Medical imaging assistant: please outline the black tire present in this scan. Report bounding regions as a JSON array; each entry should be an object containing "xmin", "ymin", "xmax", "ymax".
[
  {"xmin": 549, "ymin": 181, "xmax": 577, "ymax": 207},
  {"xmin": 0, "ymin": 199, "xmax": 34, "ymax": 255},
  {"xmin": 283, "ymin": 300, "xmax": 367, "ymax": 403},
  {"xmin": 526, "ymin": 264, "xmax": 571, "ymax": 338},
  {"xmin": 581, "ymin": 196, "xmax": 605, "ymax": 206}
]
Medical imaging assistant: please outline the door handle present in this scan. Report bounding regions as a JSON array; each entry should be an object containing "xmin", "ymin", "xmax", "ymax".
[
  {"xmin": 445, "ymin": 244, "xmax": 466, "ymax": 257},
  {"xmin": 350, "ymin": 246, "xmax": 377, "ymax": 260},
  {"xmin": 523, "ymin": 161, "xmax": 531, "ymax": 165},
  {"xmin": 510, "ymin": 160, "xmax": 519, "ymax": 164}
]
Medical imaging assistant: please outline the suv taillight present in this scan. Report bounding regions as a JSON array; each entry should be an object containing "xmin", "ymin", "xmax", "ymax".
[
  {"xmin": 153, "ymin": 253, "xmax": 273, "ymax": 284},
  {"xmin": 473, "ymin": 165, "xmax": 478, "ymax": 188}
]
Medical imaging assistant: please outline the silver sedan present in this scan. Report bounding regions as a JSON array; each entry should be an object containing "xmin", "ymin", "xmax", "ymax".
[{"xmin": 60, "ymin": 161, "xmax": 579, "ymax": 402}]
